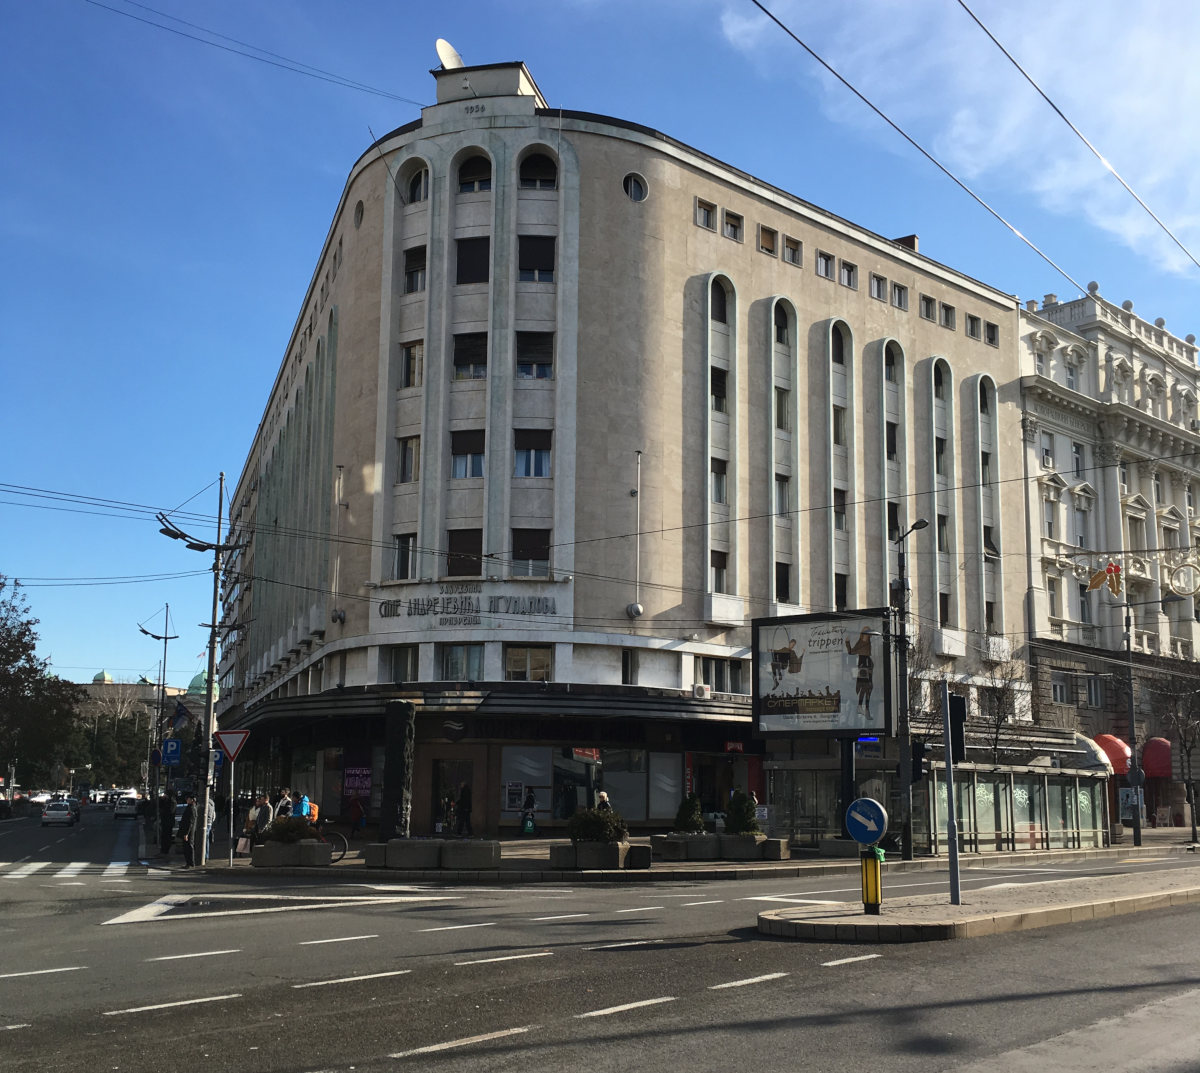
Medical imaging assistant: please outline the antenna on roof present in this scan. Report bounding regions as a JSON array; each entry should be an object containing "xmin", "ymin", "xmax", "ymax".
[{"xmin": 435, "ymin": 38, "xmax": 465, "ymax": 70}]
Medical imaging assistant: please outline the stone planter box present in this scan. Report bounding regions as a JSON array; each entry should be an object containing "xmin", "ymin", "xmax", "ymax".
[
  {"xmin": 548, "ymin": 844, "xmax": 577, "ymax": 869},
  {"xmin": 624, "ymin": 844, "xmax": 652, "ymax": 869},
  {"xmin": 440, "ymin": 840, "xmax": 500, "ymax": 869},
  {"xmin": 685, "ymin": 835, "xmax": 721, "ymax": 860},
  {"xmin": 719, "ymin": 834, "xmax": 766, "ymax": 860},
  {"xmin": 760, "ymin": 837, "xmax": 790, "ymax": 860},
  {"xmin": 654, "ymin": 836, "xmax": 688, "ymax": 861},
  {"xmin": 298, "ymin": 840, "xmax": 332, "ymax": 867},
  {"xmin": 364, "ymin": 842, "xmax": 388, "ymax": 868},
  {"xmin": 385, "ymin": 838, "xmax": 444, "ymax": 869},
  {"xmin": 251, "ymin": 840, "xmax": 330, "ymax": 867},
  {"xmin": 575, "ymin": 841, "xmax": 629, "ymax": 870}
]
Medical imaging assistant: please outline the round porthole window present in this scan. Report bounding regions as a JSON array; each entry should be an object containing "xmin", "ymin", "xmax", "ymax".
[
  {"xmin": 623, "ymin": 173, "xmax": 647, "ymax": 202},
  {"xmin": 353, "ymin": 200, "xmax": 364, "ymax": 229}
]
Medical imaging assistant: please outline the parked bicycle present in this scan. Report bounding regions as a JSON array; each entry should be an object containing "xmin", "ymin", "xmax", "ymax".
[{"xmin": 313, "ymin": 817, "xmax": 348, "ymax": 863}]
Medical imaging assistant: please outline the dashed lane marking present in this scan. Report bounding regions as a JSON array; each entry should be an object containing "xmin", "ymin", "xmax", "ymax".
[
  {"xmin": 576, "ymin": 997, "xmax": 676, "ymax": 1018},
  {"xmin": 103, "ymin": 993, "xmax": 242, "ymax": 1016},
  {"xmin": 0, "ymin": 966, "xmax": 87, "ymax": 979},
  {"xmin": 530, "ymin": 913, "xmax": 588, "ymax": 921},
  {"xmin": 299, "ymin": 935, "xmax": 379, "ymax": 945},
  {"xmin": 146, "ymin": 950, "xmax": 241, "ymax": 962},
  {"xmin": 454, "ymin": 952, "xmax": 553, "ymax": 966},
  {"xmin": 294, "ymin": 970, "xmax": 412, "ymax": 989},
  {"xmin": 388, "ymin": 1024, "xmax": 536, "ymax": 1059},
  {"xmin": 615, "ymin": 906, "xmax": 664, "ymax": 914},
  {"xmin": 822, "ymin": 954, "xmax": 882, "ymax": 967},
  {"xmin": 587, "ymin": 939, "xmax": 663, "ymax": 950},
  {"xmin": 682, "ymin": 900, "xmax": 724, "ymax": 906},
  {"xmin": 710, "ymin": 972, "xmax": 789, "ymax": 989},
  {"xmin": 419, "ymin": 922, "xmax": 495, "ymax": 933}
]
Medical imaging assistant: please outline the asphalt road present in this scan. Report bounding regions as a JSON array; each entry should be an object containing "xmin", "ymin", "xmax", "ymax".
[{"xmin": 3, "ymin": 808, "xmax": 1200, "ymax": 1072}]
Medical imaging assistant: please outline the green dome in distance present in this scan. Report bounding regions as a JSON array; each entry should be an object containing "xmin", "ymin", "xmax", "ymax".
[
  {"xmin": 187, "ymin": 671, "xmax": 219, "ymax": 700},
  {"xmin": 93, "ymin": 670, "xmax": 113, "ymax": 684}
]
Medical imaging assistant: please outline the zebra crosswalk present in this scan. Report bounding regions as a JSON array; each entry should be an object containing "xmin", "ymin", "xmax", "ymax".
[{"xmin": 0, "ymin": 860, "xmax": 164, "ymax": 881}]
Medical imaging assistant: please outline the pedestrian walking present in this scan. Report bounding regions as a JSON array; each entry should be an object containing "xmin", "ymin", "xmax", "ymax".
[
  {"xmin": 205, "ymin": 793, "xmax": 216, "ymax": 857},
  {"xmin": 348, "ymin": 795, "xmax": 365, "ymax": 839},
  {"xmin": 596, "ymin": 791, "xmax": 612, "ymax": 812},
  {"xmin": 178, "ymin": 793, "xmax": 198, "ymax": 869},
  {"xmin": 456, "ymin": 781, "xmax": 473, "ymax": 836},
  {"xmin": 521, "ymin": 788, "xmax": 537, "ymax": 836},
  {"xmin": 252, "ymin": 792, "xmax": 274, "ymax": 839}
]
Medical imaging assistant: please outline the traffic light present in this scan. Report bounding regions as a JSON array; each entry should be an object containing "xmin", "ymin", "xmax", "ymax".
[{"xmin": 912, "ymin": 739, "xmax": 927, "ymax": 782}]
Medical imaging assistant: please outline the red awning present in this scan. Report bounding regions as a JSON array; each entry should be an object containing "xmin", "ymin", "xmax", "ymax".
[
  {"xmin": 1142, "ymin": 737, "xmax": 1172, "ymax": 778},
  {"xmin": 1094, "ymin": 733, "xmax": 1131, "ymax": 775}
]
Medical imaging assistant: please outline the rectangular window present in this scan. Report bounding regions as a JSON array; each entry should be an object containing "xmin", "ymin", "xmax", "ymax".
[
  {"xmin": 839, "ymin": 261, "xmax": 858, "ymax": 289},
  {"xmin": 939, "ymin": 303, "xmax": 956, "ymax": 330},
  {"xmin": 1035, "ymin": 350, "xmax": 1046, "ymax": 375},
  {"xmin": 450, "ymin": 429, "xmax": 485, "ymax": 478},
  {"xmin": 775, "ymin": 562, "xmax": 791, "ymax": 603},
  {"xmin": 1043, "ymin": 499, "xmax": 1055, "ymax": 539},
  {"xmin": 981, "ymin": 451, "xmax": 992, "ymax": 486},
  {"xmin": 758, "ymin": 225, "xmax": 777, "ymax": 254},
  {"xmin": 711, "ymin": 368, "xmax": 727, "ymax": 413},
  {"xmin": 891, "ymin": 282, "xmax": 909, "ymax": 310},
  {"xmin": 446, "ymin": 529, "xmax": 483, "ymax": 577},
  {"xmin": 935, "ymin": 436, "xmax": 946, "ymax": 475},
  {"xmin": 390, "ymin": 644, "xmax": 419, "ymax": 684},
  {"xmin": 775, "ymin": 387, "xmax": 789, "ymax": 430},
  {"xmin": 710, "ymin": 550, "xmax": 728, "ymax": 593},
  {"xmin": 518, "ymin": 235, "xmax": 555, "ymax": 282},
  {"xmin": 700, "ymin": 657, "xmax": 746, "ymax": 695},
  {"xmin": 869, "ymin": 273, "xmax": 887, "ymax": 301},
  {"xmin": 885, "ymin": 351, "xmax": 897, "ymax": 382},
  {"xmin": 775, "ymin": 474, "xmax": 790, "ymax": 517},
  {"xmin": 399, "ymin": 341, "xmax": 423, "ymax": 389},
  {"xmin": 455, "ymin": 236, "xmax": 490, "ymax": 284},
  {"xmin": 403, "ymin": 245, "xmax": 426, "ymax": 294},
  {"xmin": 1072, "ymin": 442, "xmax": 1084, "ymax": 478},
  {"xmin": 965, "ymin": 314, "xmax": 981, "ymax": 339},
  {"xmin": 919, "ymin": 294, "xmax": 936, "ymax": 320},
  {"xmin": 710, "ymin": 458, "xmax": 728, "ymax": 504},
  {"xmin": 1155, "ymin": 474, "xmax": 1163, "ymax": 503},
  {"xmin": 985, "ymin": 601, "xmax": 996, "ymax": 634},
  {"xmin": 440, "ymin": 642, "xmax": 483, "ymax": 682},
  {"xmin": 1066, "ymin": 364, "xmax": 1077, "ymax": 391},
  {"xmin": 783, "ymin": 236, "xmax": 802, "ymax": 266},
  {"xmin": 939, "ymin": 592, "xmax": 951, "ymax": 627},
  {"xmin": 515, "ymin": 331, "xmax": 554, "ymax": 379},
  {"xmin": 453, "ymin": 332, "xmax": 488, "ymax": 380},
  {"xmin": 696, "ymin": 199, "xmax": 716, "ymax": 230},
  {"xmin": 1047, "ymin": 578, "xmax": 1059, "ymax": 618},
  {"xmin": 621, "ymin": 649, "xmax": 638, "ymax": 686},
  {"xmin": 514, "ymin": 429, "xmax": 552, "ymax": 477},
  {"xmin": 1051, "ymin": 670, "xmax": 1069, "ymax": 705},
  {"xmin": 834, "ymin": 488, "xmax": 847, "ymax": 531},
  {"xmin": 985, "ymin": 322, "xmax": 1000, "ymax": 347},
  {"xmin": 392, "ymin": 533, "xmax": 416, "ymax": 580},
  {"xmin": 983, "ymin": 525, "xmax": 1000, "ymax": 558},
  {"xmin": 398, "ymin": 436, "xmax": 420, "ymax": 484},
  {"xmin": 832, "ymin": 405, "xmax": 846, "ymax": 445},
  {"xmin": 1040, "ymin": 432, "xmax": 1054, "ymax": 468},
  {"xmin": 504, "ymin": 644, "xmax": 553, "ymax": 682},
  {"xmin": 835, "ymin": 573, "xmax": 848, "ymax": 612},
  {"xmin": 1078, "ymin": 583, "xmax": 1093, "ymax": 624},
  {"xmin": 1119, "ymin": 461, "xmax": 1129, "ymax": 493},
  {"xmin": 1086, "ymin": 677, "xmax": 1104, "ymax": 708},
  {"xmin": 723, "ymin": 211, "xmax": 743, "ymax": 241},
  {"xmin": 511, "ymin": 528, "xmax": 551, "ymax": 577},
  {"xmin": 1075, "ymin": 508, "xmax": 1089, "ymax": 548},
  {"xmin": 886, "ymin": 421, "xmax": 898, "ymax": 461},
  {"xmin": 887, "ymin": 501, "xmax": 900, "ymax": 542},
  {"xmin": 937, "ymin": 514, "xmax": 949, "ymax": 552},
  {"xmin": 816, "ymin": 251, "xmax": 835, "ymax": 279}
]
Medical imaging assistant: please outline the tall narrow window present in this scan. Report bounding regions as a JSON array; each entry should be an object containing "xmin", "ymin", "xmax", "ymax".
[
  {"xmin": 398, "ymin": 436, "xmax": 420, "ymax": 484},
  {"xmin": 1047, "ymin": 578, "xmax": 1059, "ymax": 618},
  {"xmin": 511, "ymin": 528, "xmax": 551, "ymax": 577},
  {"xmin": 710, "ymin": 458, "xmax": 728, "ymax": 504},
  {"xmin": 621, "ymin": 649, "xmax": 639, "ymax": 685},
  {"xmin": 775, "ymin": 562, "xmax": 791, "ymax": 603},
  {"xmin": 832, "ymin": 405, "xmax": 846, "ymax": 445},
  {"xmin": 710, "ymin": 280, "xmax": 727, "ymax": 324},
  {"xmin": 1078, "ymin": 583, "xmax": 1093, "ymax": 624},
  {"xmin": 446, "ymin": 529, "xmax": 483, "ymax": 577},
  {"xmin": 985, "ymin": 601, "xmax": 996, "ymax": 634},
  {"xmin": 514, "ymin": 429, "xmax": 552, "ymax": 477},
  {"xmin": 979, "ymin": 382, "xmax": 990, "ymax": 413},
  {"xmin": 939, "ymin": 592, "xmax": 951, "ymax": 626},
  {"xmin": 516, "ymin": 332, "xmax": 553, "ymax": 379},
  {"xmin": 935, "ymin": 436, "xmax": 946, "ymax": 475},
  {"xmin": 407, "ymin": 168, "xmax": 428, "ymax": 203},
  {"xmin": 453, "ymin": 333, "xmax": 488, "ymax": 380},
  {"xmin": 519, "ymin": 153, "xmax": 557, "ymax": 189},
  {"xmin": 831, "ymin": 324, "xmax": 845, "ymax": 364},
  {"xmin": 983, "ymin": 525, "xmax": 1000, "ymax": 558},
  {"xmin": 934, "ymin": 364, "xmax": 945, "ymax": 399},
  {"xmin": 774, "ymin": 305, "xmax": 789, "ymax": 344},
  {"xmin": 833, "ymin": 489, "xmax": 847, "ymax": 531},
  {"xmin": 400, "ymin": 341, "xmax": 423, "ymax": 389},
  {"xmin": 937, "ymin": 513, "xmax": 949, "ymax": 551},
  {"xmin": 518, "ymin": 236, "xmax": 555, "ymax": 282},
  {"xmin": 1072, "ymin": 442, "xmax": 1085, "ymax": 478},
  {"xmin": 887, "ymin": 501, "xmax": 900, "ymax": 542},
  {"xmin": 981, "ymin": 451, "xmax": 992, "ymax": 486},
  {"xmin": 711, "ymin": 368, "xmax": 727, "ymax": 413},
  {"xmin": 1040, "ymin": 432, "xmax": 1054, "ymax": 468},
  {"xmin": 390, "ymin": 645, "xmax": 419, "ymax": 684},
  {"xmin": 884, "ymin": 346, "xmax": 898, "ymax": 382},
  {"xmin": 403, "ymin": 246, "xmax": 426, "ymax": 294},
  {"xmin": 886, "ymin": 421, "xmax": 898, "ymax": 461},
  {"xmin": 1043, "ymin": 498, "xmax": 1056, "ymax": 539},
  {"xmin": 710, "ymin": 550, "xmax": 728, "ymax": 593},
  {"xmin": 775, "ymin": 474, "xmax": 790, "ymax": 517},
  {"xmin": 1066, "ymin": 363, "xmax": 1078, "ymax": 391},
  {"xmin": 458, "ymin": 155, "xmax": 491, "ymax": 193},
  {"xmin": 456, "ymin": 237, "xmax": 490, "ymax": 284},
  {"xmin": 392, "ymin": 533, "xmax": 416, "ymax": 580},
  {"xmin": 775, "ymin": 387, "xmax": 790, "ymax": 430},
  {"xmin": 835, "ymin": 573, "xmax": 848, "ymax": 611},
  {"xmin": 450, "ymin": 430, "xmax": 485, "ymax": 479}
]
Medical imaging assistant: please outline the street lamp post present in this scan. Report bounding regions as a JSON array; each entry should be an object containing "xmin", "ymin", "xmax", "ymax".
[
  {"xmin": 139, "ymin": 606, "xmax": 177, "ymax": 845},
  {"xmin": 893, "ymin": 517, "xmax": 928, "ymax": 862}
]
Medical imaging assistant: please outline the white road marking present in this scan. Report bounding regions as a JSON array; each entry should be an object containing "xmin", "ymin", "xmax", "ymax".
[
  {"xmin": 530, "ymin": 913, "xmax": 587, "ymax": 921},
  {"xmin": 103, "ymin": 894, "xmax": 192, "ymax": 925},
  {"xmin": 3, "ymin": 862, "xmax": 49, "ymax": 879},
  {"xmin": 146, "ymin": 949, "xmax": 241, "ymax": 962},
  {"xmin": 54, "ymin": 862, "xmax": 88, "ymax": 877},
  {"xmin": 294, "ymin": 970, "xmax": 412, "ymax": 989},
  {"xmin": 683, "ymin": 900, "xmax": 724, "ymax": 906},
  {"xmin": 710, "ymin": 972, "xmax": 789, "ymax": 989},
  {"xmin": 299, "ymin": 935, "xmax": 379, "ymax": 945},
  {"xmin": 587, "ymin": 939, "xmax": 663, "ymax": 950},
  {"xmin": 102, "ymin": 861, "xmax": 129, "ymax": 876},
  {"xmin": 454, "ymin": 952, "xmax": 553, "ymax": 966},
  {"xmin": 0, "ymin": 966, "xmax": 87, "ymax": 979},
  {"xmin": 3, "ymin": 1024, "xmax": 32, "ymax": 1031},
  {"xmin": 37, "ymin": 844, "xmax": 51, "ymax": 852},
  {"xmin": 822, "ymin": 954, "xmax": 882, "ymax": 967},
  {"xmin": 53, "ymin": 882, "xmax": 85, "ymax": 886},
  {"xmin": 615, "ymin": 905, "xmax": 664, "ymax": 914},
  {"xmin": 419, "ymin": 922, "xmax": 495, "ymax": 933},
  {"xmin": 576, "ymin": 997, "xmax": 676, "ymax": 1018},
  {"xmin": 388, "ymin": 1024, "xmax": 535, "ymax": 1058},
  {"xmin": 105, "ymin": 894, "xmax": 451, "ymax": 925},
  {"xmin": 103, "ymin": 993, "xmax": 241, "ymax": 1016},
  {"xmin": 749, "ymin": 897, "xmax": 842, "ymax": 905},
  {"xmin": 977, "ymin": 877, "xmax": 1101, "ymax": 891}
]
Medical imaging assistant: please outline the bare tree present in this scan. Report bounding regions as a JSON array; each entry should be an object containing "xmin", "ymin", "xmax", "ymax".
[
  {"xmin": 1147, "ymin": 670, "xmax": 1200, "ymax": 842},
  {"xmin": 975, "ymin": 655, "xmax": 1029, "ymax": 764}
]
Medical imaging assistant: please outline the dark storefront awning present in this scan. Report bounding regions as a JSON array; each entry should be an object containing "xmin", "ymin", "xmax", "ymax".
[
  {"xmin": 1094, "ymin": 733, "xmax": 1130, "ymax": 775},
  {"xmin": 1142, "ymin": 737, "xmax": 1173, "ymax": 778}
]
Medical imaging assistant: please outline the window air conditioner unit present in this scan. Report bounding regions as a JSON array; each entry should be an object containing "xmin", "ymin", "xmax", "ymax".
[{"xmin": 693, "ymin": 683, "xmax": 713, "ymax": 700}]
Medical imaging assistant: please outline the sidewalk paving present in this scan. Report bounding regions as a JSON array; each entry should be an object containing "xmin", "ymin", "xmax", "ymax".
[{"xmin": 182, "ymin": 823, "xmax": 1200, "ymax": 942}]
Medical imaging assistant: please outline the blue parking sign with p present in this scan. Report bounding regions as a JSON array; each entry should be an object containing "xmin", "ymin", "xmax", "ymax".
[{"xmin": 162, "ymin": 739, "xmax": 182, "ymax": 767}]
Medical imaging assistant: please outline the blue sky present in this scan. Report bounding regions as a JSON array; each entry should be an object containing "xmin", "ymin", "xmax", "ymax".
[{"xmin": 4, "ymin": 0, "xmax": 1199, "ymax": 687}]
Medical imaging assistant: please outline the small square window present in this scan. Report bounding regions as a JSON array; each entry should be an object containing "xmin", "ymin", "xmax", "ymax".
[
  {"xmin": 940, "ymin": 303, "xmax": 956, "ymax": 330},
  {"xmin": 515, "ymin": 332, "xmax": 554, "ymax": 379},
  {"xmin": 985, "ymin": 322, "xmax": 1000, "ymax": 347},
  {"xmin": 783, "ymin": 236, "xmax": 802, "ymax": 266},
  {"xmin": 891, "ymin": 283, "xmax": 909, "ymax": 310},
  {"xmin": 966, "ymin": 314, "xmax": 981, "ymax": 339},
  {"xmin": 839, "ymin": 261, "xmax": 858, "ymax": 289},
  {"xmin": 696, "ymin": 199, "xmax": 716, "ymax": 230},
  {"xmin": 518, "ymin": 235, "xmax": 555, "ymax": 282},
  {"xmin": 869, "ymin": 274, "xmax": 887, "ymax": 301},
  {"xmin": 758, "ymin": 225, "xmax": 777, "ymax": 255},
  {"xmin": 816, "ymin": 251, "xmax": 835, "ymax": 279},
  {"xmin": 919, "ymin": 294, "xmax": 936, "ymax": 320},
  {"xmin": 514, "ymin": 429, "xmax": 552, "ymax": 478},
  {"xmin": 723, "ymin": 211, "xmax": 743, "ymax": 241}
]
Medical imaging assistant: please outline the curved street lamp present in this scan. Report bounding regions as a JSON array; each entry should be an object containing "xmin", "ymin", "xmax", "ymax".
[{"xmin": 893, "ymin": 517, "xmax": 928, "ymax": 861}]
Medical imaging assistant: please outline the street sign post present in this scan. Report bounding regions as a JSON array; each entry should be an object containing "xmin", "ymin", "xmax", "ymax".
[
  {"xmin": 213, "ymin": 730, "xmax": 250, "ymax": 866},
  {"xmin": 162, "ymin": 738, "xmax": 182, "ymax": 767},
  {"xmin": 846, "ymin": 797, "xmax": 888, "ymax": 916}
]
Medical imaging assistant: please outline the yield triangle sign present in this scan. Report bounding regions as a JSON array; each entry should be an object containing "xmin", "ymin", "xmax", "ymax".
[{"xmin": 213, "ymin": 729, "xmax": 250, "ymax": 762}]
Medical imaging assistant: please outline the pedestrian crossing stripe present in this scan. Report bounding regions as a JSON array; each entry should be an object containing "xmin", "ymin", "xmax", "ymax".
[{"xmin": 1, "ymin": 861, "xmax": 139, "ymax": 879}]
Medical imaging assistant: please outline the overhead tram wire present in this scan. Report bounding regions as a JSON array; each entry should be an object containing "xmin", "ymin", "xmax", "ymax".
[
  {"xmin": 744, "ymin": 0, "xmax": 1086, "ymax": 297},
  {"xmin": 955, "ymin": 0, "xmax": 1200, "ymax": 274}
]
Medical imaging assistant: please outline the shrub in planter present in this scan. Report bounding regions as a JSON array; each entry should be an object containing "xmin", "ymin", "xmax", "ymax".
[
  {"xmin": 567, "ymin": 807, "xmax": 628, "ymax": 845},
  {"xmin": 265, "ymin": 817, "xmax": 319, "ymax": 844},
  {"xmin": 671, "ymin": 793, "xmax": 705, "ymax": 835},
  {"xmin": 723, "ymin": 791, "xmax": 761, "ymax": 836}
]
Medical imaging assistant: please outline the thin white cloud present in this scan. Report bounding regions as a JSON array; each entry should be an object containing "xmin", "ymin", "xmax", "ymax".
[{"xmin": 718, "ymin": 0, "xmax": 1200, "ymax": 274}]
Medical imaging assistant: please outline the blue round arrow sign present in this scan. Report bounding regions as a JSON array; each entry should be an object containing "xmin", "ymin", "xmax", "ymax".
[{"xmin": 846, "ymin": 797, "xmax": 888, "ymax": 846}]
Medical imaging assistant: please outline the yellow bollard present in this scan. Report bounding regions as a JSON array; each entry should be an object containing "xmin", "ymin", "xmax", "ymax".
[{"xmin": 861, "ymin": 847, "xmax": 883, "ymax": 915}]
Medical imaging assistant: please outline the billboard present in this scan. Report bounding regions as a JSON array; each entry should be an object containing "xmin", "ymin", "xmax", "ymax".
[{"xmin": 753, "ymin": 611, "xmax": 890, "ymax": 736}]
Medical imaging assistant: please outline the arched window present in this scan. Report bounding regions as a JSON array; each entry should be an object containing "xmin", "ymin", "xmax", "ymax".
[
  {"xmin": 831, "ymin": 324, "xmax": 845, "ymax": 365},
  {"xmin": 774, "ymin": 306, "xmax": 789, "ymax": 345},
  {"xmin": 519, "ymin": 153, "xmax": 557, "ymax": 190},
  {"xmin": 459, "ymin": 155, "xmax": 491, "ymax": 193},
  {"xmin": 979, "ymin": 381, "xmax": 990, "ymax": 413},
  {"xmin": 884, "ymin": 342, "xmax": 900, "ymax": 383},
  {"xmin": 407, "ymin": 168, "xmax": 429, "ymax": 203},
  {"xmin": 710, "ymin": 280, "xmax": 727, "ymax": 324},
  {"xmin": 934, "ymin": 363, "xmax": 945, "ymax": 399}
]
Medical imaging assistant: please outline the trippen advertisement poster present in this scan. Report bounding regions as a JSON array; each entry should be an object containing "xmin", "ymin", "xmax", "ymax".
[{"xmin": 753, "ymin": 612, "xmax": 889, "ymax": 735}]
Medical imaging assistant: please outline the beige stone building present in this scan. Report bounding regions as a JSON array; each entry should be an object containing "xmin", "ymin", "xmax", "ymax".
[{"xmin": 217, "ymin": 51, "xmax": 1084, "ymax": 842}]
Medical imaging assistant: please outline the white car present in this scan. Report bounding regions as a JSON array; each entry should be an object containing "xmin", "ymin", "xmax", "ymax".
[
  {"xmin": 42, "ymin": 801, "xmax": 75, "ymax": 827},
  {"xmin": 114, "ymin": 796, "xmax": 139, "ymax": 818}
]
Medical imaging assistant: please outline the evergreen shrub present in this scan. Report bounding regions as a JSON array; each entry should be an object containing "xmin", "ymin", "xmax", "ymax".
[
  {"xmin": 671, "ymin": 793, "xmax": 705, "ymax": 834},
  {"xmin": 567, "ymin": 807, "xmax": 628, "ymax": 844},
  {"xmin": 723, "ymin": 790, "xmax": 761, "ymax": 836}
]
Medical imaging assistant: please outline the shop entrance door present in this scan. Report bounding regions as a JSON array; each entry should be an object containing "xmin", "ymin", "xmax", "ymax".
[{"xmin": 432, "ymin": 759, "xmax": 474, "ymax": 836}]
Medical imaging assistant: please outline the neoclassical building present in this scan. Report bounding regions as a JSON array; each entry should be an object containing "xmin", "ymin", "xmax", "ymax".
[{"xmin": 216, "ymin": 49, "xmax": 1101, "ymax": 842}]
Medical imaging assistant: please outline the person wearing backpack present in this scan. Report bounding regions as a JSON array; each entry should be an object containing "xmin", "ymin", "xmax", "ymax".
[{"xmin": 291, "ymin": 790, "xmax": 310, "ymax": 821}]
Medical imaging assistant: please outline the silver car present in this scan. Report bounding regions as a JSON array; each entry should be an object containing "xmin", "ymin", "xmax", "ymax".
[{"xmin": 42, "ymin": 801, "xmax": 75, "ymax": 827}]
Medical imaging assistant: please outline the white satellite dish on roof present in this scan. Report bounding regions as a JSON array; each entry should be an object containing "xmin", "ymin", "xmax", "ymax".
[{"xmin": 435, "ymin": 38, "xmax": 465, "ymax": 70}]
